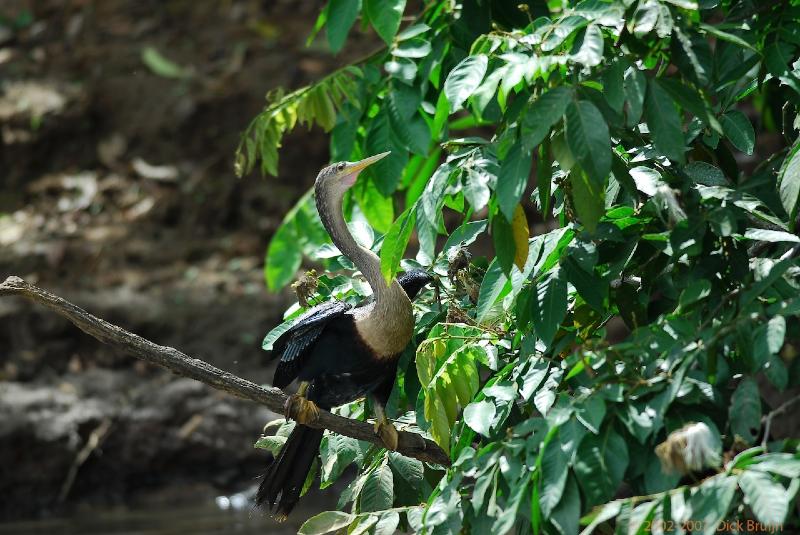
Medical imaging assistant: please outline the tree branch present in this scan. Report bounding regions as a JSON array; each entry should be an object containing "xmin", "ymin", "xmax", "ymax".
[
  {"xmin": 0, "ymin": 276, "xmax": 450, "ymax": 466},
  {"xmin": 761, "ymin": 392, "xmax": 800, "ymax": 450}
]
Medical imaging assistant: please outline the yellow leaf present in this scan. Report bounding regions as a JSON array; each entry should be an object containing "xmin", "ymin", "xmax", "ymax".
[{"xmin": 512, "ymin": 204, "xmax": 530, "ymax": 270}]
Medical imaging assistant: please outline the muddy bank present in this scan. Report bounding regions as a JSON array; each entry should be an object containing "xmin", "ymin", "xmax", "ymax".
[{"xmin": 0, "ymin": 0, "xmax": 373, "ymax": 520}]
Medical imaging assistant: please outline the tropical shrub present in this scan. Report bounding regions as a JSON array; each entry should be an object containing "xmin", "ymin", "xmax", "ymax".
[{"xmin": 239, "ymin": 0, "xmax": 800, "ymax": 533}]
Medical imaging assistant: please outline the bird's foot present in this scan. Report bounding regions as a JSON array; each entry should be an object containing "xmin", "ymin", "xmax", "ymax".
[
  {"xmin": 374, "ymin": 418, "xmax": 399, "ymax": 451},
  {"xmin": 284, "ymin": 394, "xmax": 320, "ymax": 425}
]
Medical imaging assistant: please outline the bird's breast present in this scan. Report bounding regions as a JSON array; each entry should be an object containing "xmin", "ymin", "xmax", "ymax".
[{"xmin": 353, "ymin": 296, "xmax": 414, "ymax": 358}]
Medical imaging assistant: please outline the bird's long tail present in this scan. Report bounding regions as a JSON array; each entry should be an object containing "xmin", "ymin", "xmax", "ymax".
[{"xmin": 256, "ymin": 423, "xmax": 323, "ymax": 519}]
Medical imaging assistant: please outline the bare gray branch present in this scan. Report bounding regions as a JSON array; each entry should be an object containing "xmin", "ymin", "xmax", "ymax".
[{"xmin": 0, "ymin": 276, "xmax": 450, "ymax": 466}]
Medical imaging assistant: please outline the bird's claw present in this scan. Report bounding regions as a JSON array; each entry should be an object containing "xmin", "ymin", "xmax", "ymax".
[
  {"xmin": 284, "ymin": 394, "xmax": 320, "ymax": 425},
  {"xmin": 374, "ymin": 418, "xmax": 399, "ymax": 451}
]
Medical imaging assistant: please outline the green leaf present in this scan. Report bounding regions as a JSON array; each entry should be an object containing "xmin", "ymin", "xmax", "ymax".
[
  {"xmin": 644, "ymin": 78, "xmax": 685, "ymax": 164},
  {"xmin": 464, "ymin": 400, "xmax": 496, "ymax": 437},
  {"xmin": 519, "ymin": 359, "xmax": 548, "ymax": 401},
  {"xmin": 673, "ymin": 27, "xmax": 710, "ymax": 86},
  {"xmin": 443, "ymin": 219, "xmax": 487, "ymax": 258},
  {"xmin": 540, "ymin": 437, "xmax": 569, "ymax": 517},
  {"xmin": 630, "ymin": 166, "xmax": 665, "ymax": 196},
  {"xmin": 351, "ymin": 515, "xmax": 379, "ymax": 535},
  {"xmin": 380, "ymin": 207, "xmax": 417, "ymax": 284},
  {"xmin": 366, "ymin": 109, "xmax": 407, "ymax": 195},
  {"xmin": 320, "ymin": 434, "xmax": 360, "ymax": 487},
  {"xmin": 374, "ymin": 512, "xmax": 400, "ymax": 535},
  {"xmin": 298, "ymin": 511, "xmax": 355, "ymax": 535},
  {"xmin": 729, "ymin": 377, "xmax": 761, "ymax": 445},
  {"xmin": 253, "ymin": 434, "xmax": 286, "ymax": 455},
  {"xmin": 662, "ymin": 0, "xmax": 698, "ymax": 7},
  {"xmin": 541, "ymin": 15, "xmax": 589, "ymax": 52},
  {"xmin": 388, "ymin": 452, "xmax": 424, "ymax": 486},
  {"xmin": 262, "ymin": 318, "xmax": 293, "ymax": 351},
  {"xmin": 742, "ymin": 229, "xmax": 800, "ymax": 243},
  {"xmin": 360, "ymin": 459, "xmax": 394, "ymax": 512},
  {"xmin": 397, "ymin": 23, "xmax": 430, "ymax": 41},
  {"xmin": 679, "ymin": 279, "xmax": 711, "ymax": 308},
  {"xmin": 534, "ymin": 368, "xmax": 562, "ymax": 416},
  {"xmin": 477, "ymin": 259, "xmax": 511, "ymax": 322},
  {"xmin": 538, "ymin": 141, "xmax": 554, "ymax": 216},
  {"xmin": 658, "ymin": 78, "xmax": 722, "ymax": 134},
  {"xmin": 765, "ymin": 42, "xmax": 800, "ymax": 94},
  {"xmin": 778, "ymin": 139, "xmax": 800, "ymax": 224},
  {"xmin": 326, "ymin": 0, "xmax": 360, "ymax": 53},
  {"xmin": 603, "ymin": 59, "xmax": 625, "ymax": 113},
  {"xmin": 493, "ymin": 212, "xmax": 516, "ymax": 275},
  {"xmin": 685, "ymin": 162, "xmax": 727, "ymax": 186},
  {"xmin": 426, "ymin": 388, "xmax": 452, "ymax": 450},
  {"xmin": 355, "ymin": 175, "xmax": 394, "ymax": 233},
  {"xmin": 624, "ymin": 66, "xmax": 647, "ymax": 127},
  {"xmin": 549, "ymin": 473, "xmax": 580, "ymax": 535},
  {"xmin": 752, "ymin": 453, "xmax": 800, "ymax": 478},
  {"xmin": 497, "ymin": 143, "xmax": 533, "ymax": 221},
  {"xmin": 765, "ymin": 315, "xmax": 786, "ymax": 354},
  {"xmin": 265, "ymin": 221, "xmax": 302, "ymax": 291},
  {"xmin": 444, "ymin": 55, "xmax": 488, "ymax": 113},
  {"xmin": 574, "ymin": 427, "xmax": 629, "ymax": 506},
  {"xmin": 521, "ymin": 86, "xmax": 573, "ymax": 153},
  {"xmin": 739, "ymin": 471, "xmax": 790, "ymax": 527},
  {"xmin": 393, "ymin": 37, "xmax": 432, "ymax": 58},
  {"xmin": 562, "ymin": 257, "xmax": 605, "ymax": 311},
  {"xmin": 685, "ymin": 476, "xmax": 736, "ymax": 535},
  {"xmin": 571, "ymin": 166, "xmax": 605, "ymax": 233},
  {"xmin": 698, "ymin": 22, "xmax": 756, "ymax": 51},
  {"xmin": 631, "ymin": 0, "xmax": 659, "ymax": 37},
  {"xmin": 565, "ymin": 100, "xmax": 611, "ymax": 185},
  {"xmin": 141, "ymin": 47, "xmax": 191, "ymax": 79},
  {"xmin": 721, "ymin": 109, "xmax": 755, "ymax": 155},
  {"xmin": 571, "ymin": 24, "xmax": 604, "ymax": 67},
  {"xmin": 574, "ymin": 396, "xmax": 606, "ymax": 434},
  {"xmin": 531, "ymin": 268, "xmax": 568, "ymax": 347},
  {"xmin": 365, "ymin": 0, "xmax": 405, "ymax": 45},
  {"xmin": 388, "ymin": 88, "xmax": 430, "ymax": 155}
]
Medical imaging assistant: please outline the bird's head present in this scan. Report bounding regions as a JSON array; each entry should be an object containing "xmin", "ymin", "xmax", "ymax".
[
  {"xmin": 397, "ymin": 269, "xmax": 434, "ymax": 300},
  {"xmin": 315, "ymin": 152, "xmax": 391, "ymax": 193}
]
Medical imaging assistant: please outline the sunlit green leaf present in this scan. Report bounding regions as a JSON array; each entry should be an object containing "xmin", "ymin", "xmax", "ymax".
[
  {"xmin": 444, "ymin": 55, "xmax": 488, "ymax": 113},
  {"xmin": 464, "ymin": 399, "xmax": 496, "ymax": 436},
  {"xmin": 778, "ymin": 139, "xmax": 800, "ymax": 225},
  {"xmin": 298, "ymin": 511, "xmax": 355, "ymax": 535},
  {"xmin": 574, "ymin": 428, "xmax": 629, "ymax": 506}
]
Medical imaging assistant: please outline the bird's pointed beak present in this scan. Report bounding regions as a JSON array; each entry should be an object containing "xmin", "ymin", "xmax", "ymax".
[
  {"xmin": 347, "ymin": 151, "xmax": 391, "ymax": 174},
  {"xmin": 341, "ymin": 152, "xmax": 391, "ymax": 187}
]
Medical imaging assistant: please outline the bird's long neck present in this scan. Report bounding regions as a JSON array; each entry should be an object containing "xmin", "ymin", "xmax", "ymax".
[{"xmin": 316, "ymin": 183, "xmax": 413, "ymax": 356}]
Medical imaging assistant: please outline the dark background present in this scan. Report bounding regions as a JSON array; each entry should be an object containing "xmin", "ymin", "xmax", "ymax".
[{"xmin": 0, "ymin": 0, "xmax": 370, "ymax": 528}]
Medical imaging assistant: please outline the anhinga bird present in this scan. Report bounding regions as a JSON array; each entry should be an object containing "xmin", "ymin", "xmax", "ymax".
[{"xmin": 257, "ymin": 152, "xmax": 432, "ymax": 518}]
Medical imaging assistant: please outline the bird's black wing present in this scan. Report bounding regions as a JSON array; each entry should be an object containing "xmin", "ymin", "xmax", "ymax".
[{"xmin": 270, "ymin": 300, "xmax": 353, "ymax": 388}]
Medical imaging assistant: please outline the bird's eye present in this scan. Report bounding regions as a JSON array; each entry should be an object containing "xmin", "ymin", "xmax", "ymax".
[{"xmin": 337, "ymin": 162, "xmax": 346, "ymax": 171}]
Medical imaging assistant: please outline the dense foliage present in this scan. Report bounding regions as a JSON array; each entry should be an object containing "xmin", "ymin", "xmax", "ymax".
[{"xmin": 239, "ymin": 1, "xmax": 800, "ymax": 533}]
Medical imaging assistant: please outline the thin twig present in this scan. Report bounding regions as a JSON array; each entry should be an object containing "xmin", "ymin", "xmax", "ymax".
[
  {"xmin": 0, "ymin": 276, "xmax": 450, "ymax": 466},
  {"xmin": 761, "ymin": 392, "xmax": 800, "ymax": 451},
  {"xmin": 58, "ymin": 418, "xmax": 113, "ymax": 503}
]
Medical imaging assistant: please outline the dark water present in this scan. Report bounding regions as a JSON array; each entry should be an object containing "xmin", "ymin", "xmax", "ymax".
[{"xmin": 0, "ymin": 495, "xmax": 323, "ymax": 535}]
